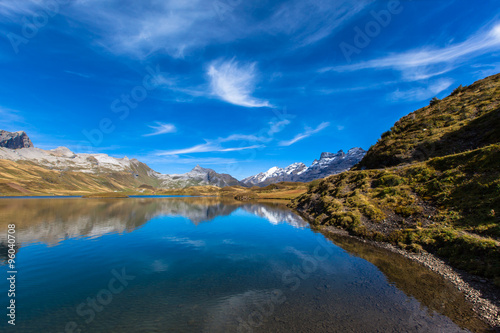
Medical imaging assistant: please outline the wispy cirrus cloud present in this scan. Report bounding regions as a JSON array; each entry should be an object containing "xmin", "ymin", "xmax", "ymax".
[
  {"xmin": 279, "ymin": 122, "xmax": 330, "ymax": 146},
  {"xmin": 0, "ymin": 106, "xmax": 24, "ymax": 128},
  {"xmin": 268, "ymin": 119, "xmax": 291, "ymax": 136},
  {"xmin": 0, "ymin": 0, "xmax": 39, "ymax": 18},
  {"xmin": 157, "ymin": 142, "xmax": 262, "ymax": 156},
  {"xmin": 390, "ymin": 79, "xmax": 454, "ymax": 102},
  {"xmin": 137, "ymin": 155, "xmax": 240, "ymax": 167},
  {"xmin": 64, "ymin": 70, "xmax": 91, "ymax": 79},
  {"xmin": 157, "ymin": 117, "xmax": 292, "ymax": 156},
  {"xmin": 143, "ymin": 122, "xmax": 177, "ymax": 137},
  {"xmin": 163, "ymin": 157, "xmax": 239, "ymax": 165},
  {"xmin": 327, "ymin": 23, "xmax": 500, "ymax": 80},
  {"xmin": 267, "ymin": 0, "xmax": 372, "ymax": 48},
  {"xmin": 0, "ymin": 0, "xmax": 368, "ymax": 58},
  {"xmin": 208, "ymin": 59, "xmax": 272, "ymax": 108}
]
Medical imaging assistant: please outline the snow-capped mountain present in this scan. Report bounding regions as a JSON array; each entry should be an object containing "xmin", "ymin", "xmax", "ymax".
[
  {"xmin": 0, "ymin": 130, "xmax": 365, "ymax": 190},
  {"xmin": 301, "ymin": 147, "xmax": 366, "ymax": 182},
  {"xmin": 241, "ymin": 204, "xmax": 309, "ymax": 228},
  {"xmin": 0, "ymin": 145, "xmax": 149, "ymax": 174},
  {"xmin": 0, "ymin": 130, "xmax": 241, "ymax": 189},
  {"xmin": 242, "ymin": 147, "xmax": 366, "ymax": 186},
  {"xmin": 242, "ymin": 162, "xmax": 307, "ymax": 186}
]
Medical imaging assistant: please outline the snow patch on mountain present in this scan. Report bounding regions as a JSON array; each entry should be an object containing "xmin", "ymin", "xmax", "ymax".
[{"xmin": 242, "ymin": 148, "xmax": 366, "ymax": 186}]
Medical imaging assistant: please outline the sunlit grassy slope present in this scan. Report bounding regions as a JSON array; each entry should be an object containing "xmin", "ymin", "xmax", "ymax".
[
  {"xmin": 356, "ymin": 73, "xmax": 500, "ymax": 169},
  {"xmin": 292, "ymin": 74, "xmax": 500, "ymax": 285},
  {"xmin": 0, "ymin": 159, "xmax": 152, "ymax": 196}
]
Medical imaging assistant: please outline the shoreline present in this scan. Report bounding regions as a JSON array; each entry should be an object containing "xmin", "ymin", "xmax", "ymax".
[
  {"xmin": 2, "ymin": 194, "xmax": 498, "ymax": 328},
  {"xmin": 315, "ymin": 224, "xmax": 500, "ymax": 330}
]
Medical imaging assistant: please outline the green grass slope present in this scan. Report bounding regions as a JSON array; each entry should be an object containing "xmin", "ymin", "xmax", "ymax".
[
  {"xmin": 356, "ymin": 73, "xmax": 500, "ymax": 169},
  {"xmin": 291, "ymin": 73, "xmax": 500, "ymax": 285}
]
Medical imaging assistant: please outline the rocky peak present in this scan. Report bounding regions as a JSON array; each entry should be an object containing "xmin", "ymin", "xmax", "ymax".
[
  {"xmin": 158, "ymin": 165, "xmax": 242, "ymax": 188},
  {"xmin": 0, "ymin": 130, "xmax": 34, "ymax": 149},
  {"xmin": 50, "ymin": 147, "xmax": 76, "ymax": 158},
  {"xmin": 320, "ymin": 150, "xmax": 345, "ymax": 159},
  {"xmin": 347, "ymin": 147, "xmax": 366, "ymax": 155},
  {"xmin": 286, "ymin": 162, "xmax": 306, "ymax": 169},
  {"xmin": 242, "ymin": 147, "xmax": 367, "ymax": 186},
  {"xmin": 192, "ymin": 165, "xmax": 207, "ymax": 173},
  {"xmin": 319, "ymin": 152, "xmax": 333, "ymax": 159}
]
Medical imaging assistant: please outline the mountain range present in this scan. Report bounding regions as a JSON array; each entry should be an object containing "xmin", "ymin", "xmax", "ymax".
[
  {"xmin": 0, "ymin": 130, "xmax": 362, "ymax": 194},
  {"xmin": 242, "ymin": 148, "xmax": 366, "ymax": 186},
  {"xmin": 0, "ymin": 139, "xmax": 242, "ymax": 190}
]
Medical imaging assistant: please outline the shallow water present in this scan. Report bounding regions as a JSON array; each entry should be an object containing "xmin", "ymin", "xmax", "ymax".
[{"xmin": 0, "ymin": 197, "xmax": 489, "ymax": 332}]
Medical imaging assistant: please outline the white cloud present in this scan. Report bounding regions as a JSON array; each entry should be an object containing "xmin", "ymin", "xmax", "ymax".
[
  {"xmin": 328, "ymin": 23, "xmax": 500, "ymax": 80},
  {"xmin": 279, "ymin": 122, "xmax": 330, "ymax": 146},
  {"xmin": 268, "ymin": 119, "xmax": 291, "ymax": 136},
  {"xmin": 471, "ymin": 62, "xmax": 500, "ymax": 79},
  {"xmin": 0, "ymin": 106, "xmax": 24, "ymax": 128},
  {"xmin": 166, "ymin": 157, "xmax": 239, "ymax": 165},
  {"xmin": 218, "ymin": 134, "xmax": 268, "ymax": 143},
  {"xmin": 143, "ymin": 122, "xmax": 177, "ymax": 136},
  {"xmin": 208, "ymin": 59, "xmax": 272, "ymax": 108},
  {"xmin": 157, "ymin": 142, "xmax": 262, "ymax": 156},
  {"xmin": 156, "ymin": 117, "xmax": 292, "ymax": 156},
  {"xmin": 390, "ymin": 79, "xmax": 453, "ymax": 102},
  {"xmin": 138, "ymin": 155, "xmax": 240, "ymax": 166},
  {"xmin": 267, "ymin": 0, "xmax": 372, "ymax": 48},
  {"xmin": 64, "ymin": 70, "xmax": 91, "ymax": 79},
  {"xmin": 0, "ymin": 0, "xmax": 39, "ymax": 18},
  {"xmin": 88, "ymin": 0, "xmax": 369, "ymax": 57},
  {"xmin": 1, "ymin": 0, "xmax": 369, "ymax": 58}
]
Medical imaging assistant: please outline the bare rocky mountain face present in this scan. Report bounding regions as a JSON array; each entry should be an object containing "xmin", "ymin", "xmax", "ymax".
[
  {"xmin": 0, "ymin": 130, "xmax": 242, "ymax": 189},
  {"xmin": 0, "ymin": 130, "xmax": 33, "ymax": 149},
  {"xmin": 1, "ymin": 130, "xmax": 364, "ymax": 189},
  {"xmin": 155, "ymin": 165, "xmax": 243, "ymax": 189},
  {"xmin": 242, "ymin": 148, "xmax": 366, "ymax": 186}
]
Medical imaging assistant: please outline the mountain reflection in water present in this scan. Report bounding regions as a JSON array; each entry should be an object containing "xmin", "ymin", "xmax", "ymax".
[
  {"xmin": 0, "ymin": 197, "xmax": 308, "ymax": 246},
  {"xmin": 0, "ymin": 197, "xmax": 490, "ymax": 332}
]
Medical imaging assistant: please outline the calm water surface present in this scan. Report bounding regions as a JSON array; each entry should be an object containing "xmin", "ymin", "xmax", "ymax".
[{"xmin": 0, "ymin": 197, "xmax": 489, "ymax": 332}]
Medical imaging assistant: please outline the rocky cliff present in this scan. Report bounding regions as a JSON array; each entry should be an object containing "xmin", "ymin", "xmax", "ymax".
[{"xmin": 0, "ymin": 130, "xmax": 33, "ymax": 149}]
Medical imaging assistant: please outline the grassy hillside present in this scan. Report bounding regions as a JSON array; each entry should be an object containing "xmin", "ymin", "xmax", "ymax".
[
  {"xmin": 292, "ymin": 73, "xmax": 500, "ymax": 285},
  {"xmin": 292, "ymin": 145, "xmax": 499, "ymax": 282},
  {"xmin": 0, "ymin": 158, "xmax": 310, "ymax": 200},
  {"xmin": 356, "ymin": 73, "xmax": 500, "ymax": 169},
  {"xmin": 0, "ymin": 159, "xmax": 152, "ymax": 196}
]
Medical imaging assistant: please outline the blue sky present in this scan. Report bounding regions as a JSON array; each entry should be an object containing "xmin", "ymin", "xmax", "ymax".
[{"xmin": 0, "ymin": 0, "xmax": 499, "ymax": 179}]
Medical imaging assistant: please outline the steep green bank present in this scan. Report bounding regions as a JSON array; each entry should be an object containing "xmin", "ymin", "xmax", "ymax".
[
  {"xmin": 356, "ymin": 73, "xmax": 500, "ymax": 169},
  {"xmin": 291, "ymin": 74, "xmax": 500, "ymax": 285}
]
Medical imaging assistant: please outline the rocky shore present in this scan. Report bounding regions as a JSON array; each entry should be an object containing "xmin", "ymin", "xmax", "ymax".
[{"xmin": 318, "ymin": 225, "xmax": 500, "ymax": 331}]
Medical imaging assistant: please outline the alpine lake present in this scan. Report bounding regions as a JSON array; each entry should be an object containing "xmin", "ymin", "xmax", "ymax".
[{"xmin": 0, "ymin": 196, "xmax": 490, "ymax": 332}]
